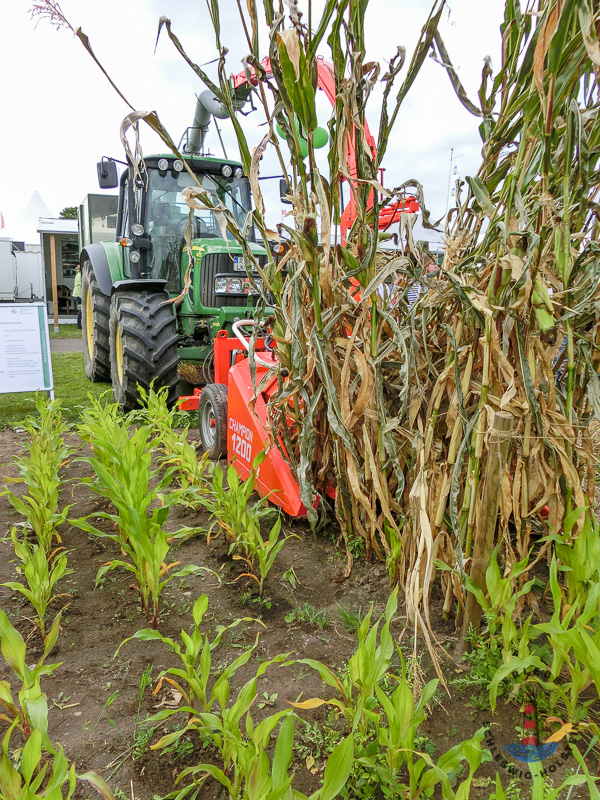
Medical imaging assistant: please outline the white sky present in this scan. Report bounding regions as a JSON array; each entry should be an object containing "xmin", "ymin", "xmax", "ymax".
[{"xmin": 0, "ymin": 0, "xmax": 505, "ymax": 245}]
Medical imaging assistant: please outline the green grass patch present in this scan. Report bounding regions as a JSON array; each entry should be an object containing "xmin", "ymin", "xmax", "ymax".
[
  {"xmin": 48, "ymin": 325, "xmax": 82, "ymax": 340},
  {"xmin": 0, "ymin": 353, "xmax": 110, "ymax": 428}
]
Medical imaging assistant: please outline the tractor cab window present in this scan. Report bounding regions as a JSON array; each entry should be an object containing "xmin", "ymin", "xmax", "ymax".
[{"xmin": 146, "ymin": 166, "xmax": 254, "ymax": 285}]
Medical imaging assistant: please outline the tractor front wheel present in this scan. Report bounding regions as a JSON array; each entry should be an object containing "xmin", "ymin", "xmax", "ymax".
[
  {"xmin": 109, "ymin": 290, "xmax": 179, "ymax": 411},
  {"xmin": 198, "ymin": 383, "xmax": 228, "ymax": 460},
  {"xmin": 81, "ymin": 259, "xmax": 111, "ymax": 382}
]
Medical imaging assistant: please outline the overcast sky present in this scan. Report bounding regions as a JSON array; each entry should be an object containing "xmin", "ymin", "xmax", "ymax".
[{"xmin": 0, "ymin": 0, "xmax": 505, "ymax": 245}]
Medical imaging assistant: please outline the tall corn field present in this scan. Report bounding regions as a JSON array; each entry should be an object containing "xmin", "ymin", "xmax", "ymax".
[
  {"xmin": 164, "ymin": 0, "xmax": 600, "ymax": 651},
  {"xmin": 44, "ymin": 0, "xmax": 600, "ymax": 655}
]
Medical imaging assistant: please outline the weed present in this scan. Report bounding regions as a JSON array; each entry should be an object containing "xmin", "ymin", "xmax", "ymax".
[
  {"xmin": 337, "ymin": 603, "xmax": 365, "ymax": 633},
  {"xmin": 285, "ymin": 603, "xmax": 330, "ymax": 630},
  {"xmin": 162, "ymin": 733, "xmax": 196, "ymax": 761},
  {"xmin": 257, "ymin": 691, "xmax": 279, "ymax": 709}
]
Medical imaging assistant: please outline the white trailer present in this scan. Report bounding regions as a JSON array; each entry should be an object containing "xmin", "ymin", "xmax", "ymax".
[{"xmin": 0, "ymin": 237, "xmax": 45, "ymax": 303}]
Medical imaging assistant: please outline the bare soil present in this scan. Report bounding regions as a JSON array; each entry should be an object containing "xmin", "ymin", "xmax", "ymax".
[{"xmin": 0, "ymin": 428, "xmax": 594, "ymax": 799}]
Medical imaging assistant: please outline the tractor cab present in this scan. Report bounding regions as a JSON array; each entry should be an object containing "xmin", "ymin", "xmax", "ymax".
[{"xmin": 80, "ymin": 152, "xmax": 269, "ymax": 411}]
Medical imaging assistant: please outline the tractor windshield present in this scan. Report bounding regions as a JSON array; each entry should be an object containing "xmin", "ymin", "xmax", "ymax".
[
  {"xmin": 147, "ymin": 167, "xmax": 253, "ymax": 241},
  {"xmin": 145, "ymin": 165, "xmax": 254, "ymax": 286}
]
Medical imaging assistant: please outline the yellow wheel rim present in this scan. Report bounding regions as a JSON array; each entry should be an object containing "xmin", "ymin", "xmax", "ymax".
[
  {"xmin": 85, "ymin": 290, "xmax": 93, "ymax": 358},
  {"xmin": 115, "ymin": 324, "xmax": 124, "ymax": 385}
]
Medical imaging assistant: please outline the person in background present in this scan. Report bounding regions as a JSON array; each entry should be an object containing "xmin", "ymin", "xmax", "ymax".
[
  {"xmin": 73, "ymin": 265, "xmax": 82, "ymax": 329},
  {"xmin": 407, "ymin": 254, "xmax": 439, "ymax": 308}
]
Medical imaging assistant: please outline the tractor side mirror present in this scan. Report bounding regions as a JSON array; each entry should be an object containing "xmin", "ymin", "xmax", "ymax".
[
  {"xmin": 97, "ymin": 159, "xmax": 119, "ymax": 189},
  {"xmin": 279, "ymin": 177, "xmax": 292, "ymax": 205}
]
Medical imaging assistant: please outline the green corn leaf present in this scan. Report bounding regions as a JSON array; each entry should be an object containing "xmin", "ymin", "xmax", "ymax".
[
  {"xmin": 313, "ymin": 734, "xmax": 354, "ymax": 800},
  {"xmin": 0, "ymin": 611, "xmax": 27, "ymax": 679},
  {"xmin": 77, "ymin": 770, "xmax": 116, "ymax": 800}
]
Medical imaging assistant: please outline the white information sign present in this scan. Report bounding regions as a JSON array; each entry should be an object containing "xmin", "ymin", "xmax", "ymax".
[{"xmin": 0, "ymin": 303, "xmax": 54, "ymax": 398}]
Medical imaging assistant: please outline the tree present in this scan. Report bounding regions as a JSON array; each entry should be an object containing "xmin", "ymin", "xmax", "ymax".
[{"xmin": 59, "ymin": 207, "xmax": 77, "ymax": 219}]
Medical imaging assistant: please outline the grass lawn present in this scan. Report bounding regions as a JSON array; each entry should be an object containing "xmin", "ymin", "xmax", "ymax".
[
  {"xmin": 0, "ymin": 353, "xmax": 111, "ymax": 428},
  {"xmin": 48, "ymin": 324, "xmax": 82, "ymax": 340}
]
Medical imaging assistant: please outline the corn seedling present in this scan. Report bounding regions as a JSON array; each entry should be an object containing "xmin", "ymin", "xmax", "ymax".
[
  {"xmin": 149, "ymin": 652, "xmax": 292, "ymax": 800},
  {"xmin": 543, "ymin": 506, "xmax": 600, "ymax": 605},
  {"xmin": 0, "ymin": 609, "xmax": 62, "ymax": 753},
  {"xmin": 234, "ymin": 516, "xmax": 298, "ymax": 600},
  {"xmin": 202, "ymin": 456, "xmax": 274, "ymax": 552},
  {"xmin": 0, "ymin": 724, "xmax": 115, "ymax": 800},
  {"xmin": 2, "ymin": 527, "xmax": 72, "ymax": 637},
  {"xmin": 2, "ymin": 399, "xmax": 72, "ymax": 555},
  {"xmin": 292, "ymin": 590, "xmax": 400, "ymax": 734},
  {"xmin": 136, "ymin": 386, "xmax": 214, "ymax": 494},
  {"xmin": 73, "ymin": 414, "xmax": 202, "ymax": 627},
  {"xmin": 116, "ymin": 595, "xmax": 259, "ymax": 725}
]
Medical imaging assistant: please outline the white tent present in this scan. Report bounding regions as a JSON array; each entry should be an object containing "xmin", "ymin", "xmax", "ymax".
[{"xmin": 6, "ymin": 191, "xmax": 55, "ymax": 244}]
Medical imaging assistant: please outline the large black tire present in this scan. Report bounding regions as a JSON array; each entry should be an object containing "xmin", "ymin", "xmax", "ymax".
[
  {"xmin": 81, "ymin": 259, "xmax": 111, "ymax": 382},
  {"xmin": 198, "ymin": 383, "xmax": 228, "ymax": 460},
  {"xmin": 109, "ymin": 290, "xmax": 179, "ymax": 411}
]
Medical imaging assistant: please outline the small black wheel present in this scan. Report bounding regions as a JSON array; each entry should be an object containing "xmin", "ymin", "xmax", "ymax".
[
  {"xmin": 198, "ymin": 383, "xmax": 228, "ymax": 460},
  {"xmin": 81, "ymin": 259, "xmax": 111, "ymax": 382}
]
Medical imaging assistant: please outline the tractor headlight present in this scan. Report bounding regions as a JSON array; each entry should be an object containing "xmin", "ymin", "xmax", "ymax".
[
  {"xmin": 130, "ymin": 250, "xmax": 141, "ymax": 264},
  {"xmin": 157, "ymin": 158, "xmax": 169, "ymax": 171},
  {"xmin": 173, "ymin": 159, "xmax": 184, "ymax": 172},
  {"xmin": 220, "ymin": 164, "xmax": 233, "ymax": 178},
  {"xmin": 214, "ymin": 276, "xmax": 262, "ymax": 294},
  {"xmin": 131, "ymin": 223, "xmax": 144, "ymax": 236},
  {"xmin": 234, "ymin": 167, "xmax": 243, "ymax": 180}
]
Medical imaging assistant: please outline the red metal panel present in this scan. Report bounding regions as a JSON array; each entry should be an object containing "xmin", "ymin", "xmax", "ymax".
[{"xmin": 226, "ymin": 357, "xmax": 306, "ymax": 517}]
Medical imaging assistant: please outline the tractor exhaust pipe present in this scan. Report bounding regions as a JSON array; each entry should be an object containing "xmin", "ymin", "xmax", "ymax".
[{"xmin": 187, "ymin": 90, "xmax": 229, "ymax": 155}]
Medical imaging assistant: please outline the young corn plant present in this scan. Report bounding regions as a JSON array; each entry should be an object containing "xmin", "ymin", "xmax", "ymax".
[
  {"xmin": 73, "ymin": 414, "xmax": 201, "ymax": 627},
  {"xmin": 175, "ymin": 710, "xmax": 353, "ymax": 800},
  {"xmin": 235, "ymin": 516, "xmax": 298, "ymax": 601},
  {"xmin": 0, "ymin": 609, "xmax": 62, "ymax": 753},
  {"xmin": 444, "ymin": 548, "xmax": 536, "ymax": 664},
  {"xmin": 2, "ymin": 398, "xmax": 72, "ymax": 555},
  {"xmin": 0, "ymin": 725, "xmax": 116, "ymax": 800},
  {"xmin": 202, "ymin": 455, "xmax": 274, "ymax": 552},
  {"xmin": 489, "ymin": 556, "xmax": 600, "ymax": 722},
  {"xmin": 115, "ymin": 595, "xmax": 259, "ymax": 725},
  {"xmin": 135, "ymin": 386, "xmax": 214, "ymax": 494},
  {"xmin": 151, "ymin": 652, "xmax": 353, "ymax": 800},
  {"xmin": 544, "ymin": 505, "xmax": 600, "ymax": 605},
  {"xmin": 292, "ymin": 590, "xmax": 399, "ymax": 735},
  {"xmin": 2, "ymin": 528, "xmax": 72, "ymax": 637}
]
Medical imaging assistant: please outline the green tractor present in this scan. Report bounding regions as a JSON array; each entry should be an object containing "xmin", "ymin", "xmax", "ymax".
[{"xmin": 80, "ymin": 92, "xmax": 270, "ymax": 410}]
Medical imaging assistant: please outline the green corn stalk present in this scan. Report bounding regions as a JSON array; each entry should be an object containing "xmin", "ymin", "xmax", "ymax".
[
  {"xmin": 3, "ymin": 528, "xmax": 72, "ymax": 637},
  {"xmin": 2, "ymin": 400, "xmax": 72, "ymax": 555},
  {"xmin": 0, "ymin": 722, "xmax": 115, "ymax": 800},
  {"xmin": 543, "ymin": 505, "xmax": 600, "ymax": 605},
  {"xmin": 235, "ymin": 517, "xmax": 298, "ymax": 599},
  {"xmin": 292, "ymin": 590, "xmax": 398, "ymax": 735},
  {"xmin": 0, "ymin": 609, "xmax": 62, "ymax": 753},
  {"xmin": 201, "ymin": 455, "xmax": 273, "ymax": 551},
  {"xmin": 73, "ymin": 413, "xmax": 202, "ymax": 627},
  {"xmin": 115, "ymin": 595, "xmax": 258, "ymax": 723},
  {"xmin": 152, "ymin": 654, "xmax": 292, "ymax": 800}
]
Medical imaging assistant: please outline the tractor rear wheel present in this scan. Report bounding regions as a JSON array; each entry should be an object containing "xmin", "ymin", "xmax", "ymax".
[
  {"xmin": 109, "ymin": 290, "xmax": 179, "ymax": 411},
  {"xmin": 198, "ymin": 383, "xmax": 228, "ymax": 460},
  {"xmin": 81, "ymin": 259, "xmax": 111, "ymax": 382}
]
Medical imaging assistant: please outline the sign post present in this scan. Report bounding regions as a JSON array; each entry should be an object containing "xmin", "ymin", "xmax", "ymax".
[{"xmin": 0, "ymin": 302, "xmax": 54, "ymax": 400}]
